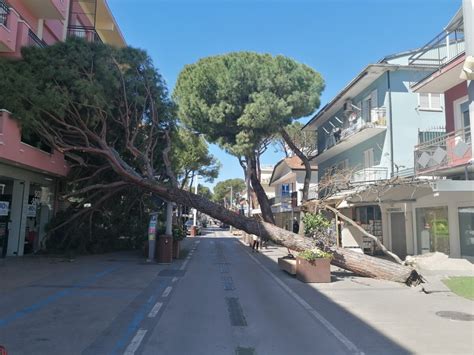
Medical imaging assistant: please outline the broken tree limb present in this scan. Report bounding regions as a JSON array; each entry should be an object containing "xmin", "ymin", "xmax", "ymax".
[{"xmin": 320, "ymin": 204, "xmax": 403, "ymax": 264}]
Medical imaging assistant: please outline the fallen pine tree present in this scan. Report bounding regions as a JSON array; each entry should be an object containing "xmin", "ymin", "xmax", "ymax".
[{"xmin": 0, "ymin": 40, "xmax": 423, "ymax": 286}]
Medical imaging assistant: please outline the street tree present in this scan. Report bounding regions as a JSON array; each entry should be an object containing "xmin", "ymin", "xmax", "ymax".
[
  {"xmin": 172, "ymin": 128, "xmax": 220, "ymax": 189},
  {"xmin": 0, "ymin": 40, "xmax": 421, "ymax": 285},
  {"xmin": 212, "ymin": 178, "xmax": 246, "ymax": 206},
  {"xmin": 173, "ymin": 52, "xmax": 325, "ymax": 223}
]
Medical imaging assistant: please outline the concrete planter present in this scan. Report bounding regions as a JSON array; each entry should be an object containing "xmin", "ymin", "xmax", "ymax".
[
  {"xmin": 278, "ymin": 257, "xmax": 296, "ymax": 275},
  {"xmin": 296, "ymin": 257, "xmax": 331, "ymax": 283}
]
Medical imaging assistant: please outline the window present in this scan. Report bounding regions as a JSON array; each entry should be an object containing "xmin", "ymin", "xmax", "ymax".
[
  {"xmin": 416, "ymin": 206, "xmax": 449, "ymax": 254},
  {"xmin": 363, "ymin": 148, "xmax": 374, "ymax": 169},
  {"xmin": 337, "ymin": 159, "xmax": 349, "ymax": 171},
  {"xmin": 459, "ymin": 207, "xmax": 474, "ymax": 257},
  {"xmin": 362, "ymin": 90, "xmax": 378, "ymax": 123},
  {"xmin": 281, "ymin": 184, "xmax": 290, "ymax": 197},
  {"xmin": 418, "ymin": 93, "xmax": 442, "ymax": 111}
]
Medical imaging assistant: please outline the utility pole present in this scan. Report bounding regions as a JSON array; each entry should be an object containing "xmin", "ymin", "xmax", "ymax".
[
  {"xmin": 193, "ymin": 175, "xmax": 198, "ymax": 226},
  {"xmin": 229, "ymin": 185, "xmax": 234, "ymax": 233}
]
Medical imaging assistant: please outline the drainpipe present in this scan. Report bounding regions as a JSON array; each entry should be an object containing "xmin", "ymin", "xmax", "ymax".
[{"xmin": 387, "ymin": 71, "xmax": 395, "ymax": 177}]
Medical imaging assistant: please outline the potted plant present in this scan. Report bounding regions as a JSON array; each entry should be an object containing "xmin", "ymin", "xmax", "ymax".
[
  {"xmin": 172, "ymin": 224, "xmax": 186, "ymax": 259},
  {"xmin": 296, "ymin": 248, "xmax": 333, "ymax": 283}
]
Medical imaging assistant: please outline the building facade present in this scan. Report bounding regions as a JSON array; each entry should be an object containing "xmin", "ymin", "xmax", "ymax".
[
  {"xmin": 269, "ymin": 156, "xmax": 318, "ymax": 231},
  {"xmin": 0, "ymin": 0, "xmax": 125, "ymax": 256}
]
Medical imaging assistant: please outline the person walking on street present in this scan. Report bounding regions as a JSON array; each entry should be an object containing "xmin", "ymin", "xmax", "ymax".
[
  {"xmin": 293, "ymin": 217, "xmax": 299, "ymax": 234},
  {"xmin": 251, "ymin": 234, "xmax": 260, "ymax": 252}
]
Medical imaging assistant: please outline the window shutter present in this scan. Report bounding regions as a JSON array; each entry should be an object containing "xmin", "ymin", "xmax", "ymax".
[
  {"xmin": 430, "ymin": 94, "xmax": 441, "ymax": 109},
  {"xmin": 370, "ymin": 90, "xmax": 378, "ymax": 122},
  {"xmin": 419, "ymin": 93, "xmax": 430, "ymax": 108}
]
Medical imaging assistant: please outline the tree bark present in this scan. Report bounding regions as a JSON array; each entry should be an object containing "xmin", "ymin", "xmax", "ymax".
[
  {"xmin": 280, "ymin": 128, "xmax": 312, "ymax": 202},
  {"xmin": 248, "ymin": 155, "xmax": 275, "ymax": 224},
  {"xmin": 135, "ymin": 178, "xmax": 421, "ymax": 285}
]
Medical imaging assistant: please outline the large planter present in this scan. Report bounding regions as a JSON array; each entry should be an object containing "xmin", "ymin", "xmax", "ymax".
[
  {"xmin": 278, "ymin": 256, "xmax": 296, "ymax": 275},
  {"xmin": 173, "ymin": 240, "xmax": 181, "ymax": 259},
  {"xmin": 296, "ymin": 257, "xmax": 331, "ymax": 283}
]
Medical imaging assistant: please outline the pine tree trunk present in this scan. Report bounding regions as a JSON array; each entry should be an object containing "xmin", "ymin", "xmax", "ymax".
[
  {"xmin": 248, "ymin": 155, "xmax": 275, "ymax": 224},
  {"xmin": 139, "ymin": 179, "xmax": 422, "ymax": 285}
]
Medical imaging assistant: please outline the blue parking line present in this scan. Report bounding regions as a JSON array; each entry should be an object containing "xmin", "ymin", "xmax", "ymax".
[
  {"xmin": 0, "ymin": 266, "xmax": 119, "ymax": 328},
  {"xmin": 110, "ymin": 279, "xmax": 167, "ymax": 355}
]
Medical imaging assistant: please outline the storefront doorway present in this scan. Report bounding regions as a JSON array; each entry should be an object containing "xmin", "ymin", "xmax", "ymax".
[
  {"xmin": 416, "ymin": 206, "xmax": 450, "ymax": 255},
  {"xmin": 0, "ymin": 177, "xmax": 14, "ymax": 257},
  {"xmin": 459, "ymin": 207, "xmax": 474, "ymax": 258},
  {"xmin": 390, "ymin": 212, "xmax": 407, "ymax": 259}
]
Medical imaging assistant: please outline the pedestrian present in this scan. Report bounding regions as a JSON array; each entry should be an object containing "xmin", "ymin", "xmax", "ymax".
[
  {"xmin": 292, "ymin": 217, "xmax": 299, "ymax": 234},
  {"xmin": 251, "ymin": 234, "xmax": 260, "ymax": 252}
]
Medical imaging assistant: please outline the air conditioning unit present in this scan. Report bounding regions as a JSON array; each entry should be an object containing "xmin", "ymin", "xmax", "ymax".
[{"xmin": 343, "ymin": 99, "xmax": 353, "ymax": 113}]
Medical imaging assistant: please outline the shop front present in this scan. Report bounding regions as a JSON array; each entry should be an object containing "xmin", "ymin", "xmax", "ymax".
[{"xmin": 0, "ymin": 163, "xmax": 57, "ymax": 256}]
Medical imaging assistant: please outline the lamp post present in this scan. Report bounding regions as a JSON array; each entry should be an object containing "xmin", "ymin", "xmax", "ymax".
[{"xmin": 193, "ymin": 174, "xmax": 198, "ymax": 226}]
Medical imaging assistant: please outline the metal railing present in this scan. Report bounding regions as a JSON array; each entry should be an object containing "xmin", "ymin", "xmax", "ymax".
[
  {"xmin": 27, "ymin": 29, "xmax": 47, "ymax": 48},
  {"xmin": 415, "ymin": 126, "xmax": 471, "ymax": 174},
  {"xmin": 67, "ymin": 26, "xmax": 102, "ymax": 43},
  {"xmin": 325, "ymin": 108, "xmax": 387, "ymax": 151},
  {"xmin": 0, "ymin": 0, "xmax": 9, "ymax": 27},
  {"xmin": 351, "ymin": 167, "xmax": 389, "ymax": 183},
  {"xmin": 408, "ymin": 28, "xmax": 465, "ymax": 67}
]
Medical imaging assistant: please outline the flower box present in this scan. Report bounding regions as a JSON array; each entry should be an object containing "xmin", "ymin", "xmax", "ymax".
[{"xmin": 296, "ymin": 256, "xmax": 331, "ymax": 283}]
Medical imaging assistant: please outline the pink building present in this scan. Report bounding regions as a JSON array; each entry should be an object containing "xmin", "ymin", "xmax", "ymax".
[
  {"xmin": 0, "ymin": 0, "xmax": 125, "ymax": 256},
  {"xmin": 412, "ymin": 9, "xmax": 472, "ymax": 180}
]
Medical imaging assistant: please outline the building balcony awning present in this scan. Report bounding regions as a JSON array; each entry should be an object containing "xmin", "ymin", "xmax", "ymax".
[
  {"xmin": 311, "ymin": 125, "xmax": 387, "ymax": 164},
  {"xmin": 341, "ymin": 179, "xmax": 473, "ymax": 207}
]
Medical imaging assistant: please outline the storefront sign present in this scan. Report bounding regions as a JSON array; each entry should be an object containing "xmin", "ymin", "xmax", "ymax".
[
  {"xmin": 148, "ymin": 214, "xmax": 158, "ymax": 241},
  {"xmin": 26, "ymin": 204, "xmax": 37, "ymax": 218},
  {"xmin": 0, "ymin": 201, "xmax": 9, "ymax": 216}
]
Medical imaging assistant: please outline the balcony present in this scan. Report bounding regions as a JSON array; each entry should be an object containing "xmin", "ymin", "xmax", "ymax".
[
  {"xmin": 351, "ymin": 167, "xmax": 389, "ymax": 184},
  {"xmin": 0, "ymin": 0, "xmax": 8, "ymax": 27},
  {"xmin": 27, "ymin": 29, "xmax": 46, "ymax": 48},
  {"xmin": 415, "ymin": 126, "xmax": 472, "ymax": 176},
  {"xmin": 22, "ymin": 0, "xmax": 67, "ymax": 20},
  {"xmin": 67, "ymin": 26, "xmax": 103, "ymax": 43},
  {"xmin": 0, "ymin": 2, "xmax": 19, "ymax": 53},
  {"xmin": 0, "ymin": 110, "xmax": 69, "ymax": 177},
  {"xmin": 314, "ymin": 109, "xmax": 387, "ymax": 164},
  {"xmin": 408, "ymin": 18, "xmax": 464, "ymax": 68}
]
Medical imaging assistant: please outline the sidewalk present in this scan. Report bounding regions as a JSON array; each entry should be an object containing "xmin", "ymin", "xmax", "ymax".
[{"xmin": 237, "ymin": 234, "xmax": 474, "ymax": 355}]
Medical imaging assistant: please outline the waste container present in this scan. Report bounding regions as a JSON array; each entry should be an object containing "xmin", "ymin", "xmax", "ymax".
[{"xmin": 156, "ymin": 235, "xmax": 173, "ymax": 264}]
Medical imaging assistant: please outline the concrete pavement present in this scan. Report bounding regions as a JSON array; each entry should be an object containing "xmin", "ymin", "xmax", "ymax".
[{"xmin": 0, "ymin": 228, "xmax": 473, "ymax": 354}]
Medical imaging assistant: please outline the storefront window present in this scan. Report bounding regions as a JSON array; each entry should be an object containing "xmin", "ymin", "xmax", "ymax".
[
  {"xmin": 416, "ymin": 206, "xmax": 449, "ymax": 255},
  {"xmin": 459, "ymin": 207, "xmax": 474, "ymax": 257},
  {"xmin": 25, "ymin": 183, "xmax": 53, "ymax": 253},
  {"xmin": 0, "ymin": 178, "xmax": 14, "ymax": 257}
]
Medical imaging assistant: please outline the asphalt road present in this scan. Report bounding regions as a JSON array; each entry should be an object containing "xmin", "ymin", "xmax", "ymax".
[{"xmin": 0, "ymin": 228, "xmax": 413, "ymax": 355}]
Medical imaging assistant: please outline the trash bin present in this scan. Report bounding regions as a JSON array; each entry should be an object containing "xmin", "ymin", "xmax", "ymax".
[{"xmin": 156, "ymin": 235, "xmax": 173, "ymax": 264}]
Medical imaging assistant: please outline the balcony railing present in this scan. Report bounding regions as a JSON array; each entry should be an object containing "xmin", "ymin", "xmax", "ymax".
[
  {"xmin": 351, "ymin": 167, "xmax": 389, "ymax": 183},
  {"xmin": 0, "ymin": 0, "xmax": 9, "ymax": 26},
  {"xmin": 28, "ymin": 29, "xmax": 47, "ymax": 48},
  {"xmin": 67, "ymin": 26, "xmax": 102, "ymax": 43},
  {"xmin": 325, "ymin": 108, "xmax": 387, "ymax": 151},
  {"xmin": 408, "ymin": 28, "xmax": 464, "ymax": 68},
  {"xmin": 415, "ymin": 126, "xmax": 472, "ymax": 175}
]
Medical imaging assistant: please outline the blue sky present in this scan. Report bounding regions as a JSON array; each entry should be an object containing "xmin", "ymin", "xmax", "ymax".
[{"xmin": 108, "ymin": 0, "xmax": 460, "ymax": 188}]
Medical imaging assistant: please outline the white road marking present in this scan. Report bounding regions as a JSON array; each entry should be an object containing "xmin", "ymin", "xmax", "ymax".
[
  {"xmin": 162, "ymin": 286, "xmax": 172, "ymax": 298},
  {"xmin": 123, "ymin": 329, "xmax": 147, "ymax": 355},
  {"xmin": 147, "ymin": 302, "xmax": 163, "ymax": 318},
  {"xmin": 244, "ymin": 249, "xmax": 362, "ymax": 354},
  {"xmin": 179, "ymin": 260, "xmax": 189, "ymax": 270},
  {"xmin": 172, "ymin": 277, "xmax": 178, "ymax": 283}
]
